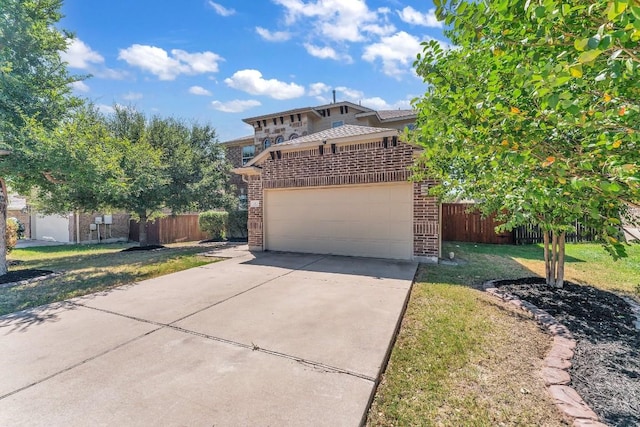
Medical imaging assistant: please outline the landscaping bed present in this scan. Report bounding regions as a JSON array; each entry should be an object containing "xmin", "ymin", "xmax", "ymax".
[{"xmin": 496, "ymin": 278, "xmax": 640, "ymax": 426}]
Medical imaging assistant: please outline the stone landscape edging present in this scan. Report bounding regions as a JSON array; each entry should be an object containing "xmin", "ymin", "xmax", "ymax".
[{"xmin": 482, "ymin": 279, "xmax": 608, "ymax": 427}]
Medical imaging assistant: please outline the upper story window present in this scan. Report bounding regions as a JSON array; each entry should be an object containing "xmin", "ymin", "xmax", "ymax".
[
  {"xmin": 263, "ymin": 137, "xmax": 272, "ymax": 150},
  {"xmin": 332, "ymin": 120, "xmax": 344, "ymax": 128},
  {"xmin": 275, "ymin": 136, "xmax": 284, "ymax": 144},
  {"xmin": 405, "ymin": 123, "xmax": 416, "ymax": 131},
  {"xmin": 289, "ymin": 133, "xmax": 299, "ymax": 140},
  {"xmin": 242, "ymin": 145, "xmax": 255, "ymax": 165}
]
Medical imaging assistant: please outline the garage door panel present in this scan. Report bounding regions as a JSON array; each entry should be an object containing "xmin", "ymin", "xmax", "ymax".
[{"xmin": 265, "ymin": 184, "xmax": 413, "ymax": 260}]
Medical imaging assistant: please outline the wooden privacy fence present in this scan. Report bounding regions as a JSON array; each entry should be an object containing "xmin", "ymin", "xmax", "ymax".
[
  {"xmin": 442, "ymin": 203, "xmax": 513, "ymax": 244},
  {"xmin": 129, "ymin": 214, "xmax": 209, "ymax": 244},
  {"xmin": 442, "ymin": 203, "xmax": 599, "ymax": 245}
]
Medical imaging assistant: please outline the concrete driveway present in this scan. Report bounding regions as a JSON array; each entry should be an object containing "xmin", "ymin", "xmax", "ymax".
[{"xmin": 0, "ymin": 246, "xmax": 417, "ymax": 426}]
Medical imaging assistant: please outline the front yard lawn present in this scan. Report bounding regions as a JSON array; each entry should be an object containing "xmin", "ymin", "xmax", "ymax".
[
  {"xmin": 2, "ymin": 243, "xmax": 218, "ymax": 316},
  {"xmin": 368, "ymin": 242, "xmax": 640, "ymax": 426}
]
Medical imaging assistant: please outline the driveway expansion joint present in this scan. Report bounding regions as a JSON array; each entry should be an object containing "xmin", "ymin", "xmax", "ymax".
[{"xmin": 0, "ymin": 327, "xmax": 162, "ymax": 401}]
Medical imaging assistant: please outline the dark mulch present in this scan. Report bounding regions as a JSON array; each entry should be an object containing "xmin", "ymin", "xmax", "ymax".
[
  {"xmin": 120, "ymin": 245, "xmax": 165, "ymax": 252},
  {"xmin": 199, "ymin": 237, "xmax": 248, "ymax": 244},
  {"xmin": 495, "ymin": 277, "xmax": 640, "ymax": 426},
  {"xmin": 0, "ymin": 269, "xmax": 55, "ymax": 285}
]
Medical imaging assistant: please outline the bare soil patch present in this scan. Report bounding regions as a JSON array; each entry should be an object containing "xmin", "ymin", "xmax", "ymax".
[{"xmin": 495, "ymin": 278, "xmax": 640, "ymax": 426}]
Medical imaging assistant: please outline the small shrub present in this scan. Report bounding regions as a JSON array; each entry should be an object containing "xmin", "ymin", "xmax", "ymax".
[
  {"xmin": 199, "ymin": 211, "xmax": 228, "ymax": 240},
  {"xmin": 6, "ymin": 218, "xmax": 19, "ymax": 253},
  {"xmin": 227, "ymin": 210, "xmax": 248, "ymax": 239}
]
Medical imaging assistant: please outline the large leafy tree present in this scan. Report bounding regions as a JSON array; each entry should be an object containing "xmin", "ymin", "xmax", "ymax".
[
  {"xmin": 0, "ymin": 0, "xmax": 78, "ymax": 274},
  {"xmin": 23, "ymin": 104, "xmax": 130, "ymax": 215},
  {"xmin": 412, "ymin": 0, "xmax": 639, "ymax": 287},
  {"xmin": 107, "ymin": 106, "xmax": 233, "ymax": 246}
]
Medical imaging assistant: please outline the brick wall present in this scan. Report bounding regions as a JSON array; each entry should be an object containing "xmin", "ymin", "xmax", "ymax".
[
  {"xmin": 262, "ymin": 140, "xmax": 414, "ymax": 188},
  {"xmin": 247, "ymin": 176, "xmax": 263, "ymax": 250},
  {"xmin": 69, "ymin": 212, "xmax": 130, "ymax": 243},
  {"xmin": 413, "ymin": 182, "xmax": 441, "ymax": 260},
  {"xmin": 244, "ymin": 139, "xmax": 440, "ymax": 259}
]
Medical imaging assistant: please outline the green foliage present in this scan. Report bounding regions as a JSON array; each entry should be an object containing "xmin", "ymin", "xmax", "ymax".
[
  {"xmin": 22, "ymin": 104, "xmax": 131, "ymax": 214},
  {"xmin": 199, "ymin": 211, "xmax": 228, "ymax": 240},
  {"xmin": 0, "ymin": 0, "xmax": 80, "ymax": 191},
  {"xmin": 6, "ymin": 218, "xmax": 18, "ymax": 254},
  {"xmin": 412, "ymin": 0, "xmax": 640, "ymax": 262},
  {"xmin": 106, "ymin": 106, "xmax": 234, "ymax": 222},
  {"xmin": 227, "ymin": 210, "xmax": 248, "ymax": 239}
]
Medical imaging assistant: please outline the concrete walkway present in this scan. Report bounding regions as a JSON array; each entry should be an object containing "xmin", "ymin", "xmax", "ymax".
[{"xmin": 0, "ymin": 247, "xmax": 417, "ymax": 426}]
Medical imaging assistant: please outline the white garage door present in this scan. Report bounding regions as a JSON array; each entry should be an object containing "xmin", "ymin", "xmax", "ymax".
[{"xmin": 264, "ymin": 183, "xmax": 413, "ymax": 260}]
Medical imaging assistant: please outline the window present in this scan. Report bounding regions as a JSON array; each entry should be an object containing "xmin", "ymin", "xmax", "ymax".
[
  {"xmin": 332, "ymin": 120, "xmax": 344, "ymax": 128},
  {"xmin": 242, "ymin": 145, "xmax": 255, "ymax": 165},
  {"xmin": 280, "ymin": 116, "xmax": 284, "ymax": 124},
  {"xmin": 297, "ymin": 113, "xmax": 301, "ymax": 121},
  {"xmin": 273, "ymin": 118, "xmax": 277, "ymax": 125},
  {"xmin": 275, "ymin": 136, "xmax": 284, "ymax": 144},
  {"xmin": 263, "ymin": 138, "xmax": 272, "ymax": 149},
  {"xmin": 405, "ymin": 123, "xmax": 416, "ymax": 131},
  {"xmin": 289, "ymin": 133, "xmax": 299, "ymax": 140},
  {"xmin": 290, "ymin": 115, "xmax": 294, "ymax": 123},
  {"xmin": 345, "ymin": 105, "xmax": 348, "ymax": 113}
]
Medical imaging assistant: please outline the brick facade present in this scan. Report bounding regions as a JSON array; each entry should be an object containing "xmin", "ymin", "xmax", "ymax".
[
  {"xmin": 247, "ymin": 176, "xmax": 263, "ymax": 250},
  {"xmin": 69, "ymin": 212, "xmax": 130, "ymax": 243},
  {"xmin": 245, "ymin": 138, "xmax": 440, "ymax": 261}
]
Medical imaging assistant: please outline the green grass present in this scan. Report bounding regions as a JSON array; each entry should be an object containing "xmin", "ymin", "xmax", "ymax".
[
  {"xmin": 2, "ymin": 243, "xmax": 218, "ymax": 316},
  {"xmin": 368, "ymin": 241, "xmax": 640, "ymax": 426}
]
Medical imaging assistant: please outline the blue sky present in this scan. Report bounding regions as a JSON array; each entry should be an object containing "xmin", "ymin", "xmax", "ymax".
[{"xmin": 59, "ymin": 0, "xmax": 447, "ymax": 141}]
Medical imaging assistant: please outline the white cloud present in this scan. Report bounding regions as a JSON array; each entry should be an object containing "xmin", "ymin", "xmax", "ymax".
[
  {"xmin": 188, "ymin": 86, "xmax": 212, "ymax": 96},
  {"xmin": 118, "ymin": 45, "xmax": 223, "ymax": 80},
  {"xmin": 70, "ymin": 80, "xmax": 90, "ymax": 93},
  {"xmin": 331, "ymin": 86, "xmax": 412, "ymax": 110},
  {"xmin": 224, "ymin": 69, "xmax": 305, "ymax": 100},
  {"xmin": 363, "ymin": 31, "xmax": 437, "ymax": 77},
  {"xmin": 208, "ymin": 1, "xmax": 236, "ymax": 16},
  {"xmin": 97, "ymin": 104, "xmax": 115, "ymax": 115},
  {"xmin": 303, "ymin": 44, "xmax": 352, "ymax": 62},
  {"xmin": 255, "ymin": 27, "xmax": 292, "ymax": 42},
  {"xmin": 61, "ymin": 38, "xmax": 127, "ymax": 80},
  {"xmin": 308, "ymin": 82, "xmax": 331, "ymax": 96},
  {"xmin": 122, "ymin": 92, "xmax": 143, "ymax": 100},
  {"xmin": 61, "ymin": 38, "xmax": 104, "ymax": 69},
  {"xmin": 397, "ymin": 6, "xmax": 442, "ymax": 28},
  {"xmin": 273, "ymin": 0, "xmax": 381, "ymax": 42},
  {"xmin": 211, "ymin": 99, "xmax": 261, "ymax": 113}
]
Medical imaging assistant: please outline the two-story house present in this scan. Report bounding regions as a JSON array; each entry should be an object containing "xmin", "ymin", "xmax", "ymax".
[
  {"xmin": 227, "ymin": 101, "xmax": 441, "ymax": 263},
  {"xmin": 222, "ymin": 101, "xmax": 416, "ymax": 199}
]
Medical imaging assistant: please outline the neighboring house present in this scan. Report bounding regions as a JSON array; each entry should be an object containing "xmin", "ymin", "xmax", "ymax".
[
  {"xmin": 7, "ymin": 193, "xmax": 130, "ymax": 243},
  {"xmin": 233, "ymin": 124, "xmax": 440, "ymax": 262},
  {"xmin": 221, "ymin": 101, "xmax": 417, "ymax": 200}
]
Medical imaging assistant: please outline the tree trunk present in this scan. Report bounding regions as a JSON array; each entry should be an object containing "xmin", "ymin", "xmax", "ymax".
[
  {"xmin": 0, "ymin": 178, "xmax": 7, "ymax": 275},
  {"xmin": 138, "ymin": 212, "xmax": 148, "ymax": 247},
  {"xmin": 550, "ymin": 231, "xmax": 558, "ymax": 287},
  {"xmin": 556, "ymin": 232, "xmax": 566, "ymax": 288},
  {"xmin": 543, "ymin": 230, "xmax": 552, "ymax": 286}
]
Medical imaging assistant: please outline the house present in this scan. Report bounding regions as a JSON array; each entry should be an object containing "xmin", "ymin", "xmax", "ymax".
[
  {"xmin": 232, "ymin": 124, "xmax": 440, "ymax": 262},
  {"xmin": 222, "ymin": 101, "xmax": 417, "ymax": 198}
]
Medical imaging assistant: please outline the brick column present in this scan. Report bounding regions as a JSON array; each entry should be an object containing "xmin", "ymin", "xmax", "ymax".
[
  {"xmin": 413, "ymin": 180, "xmax": 440, "ymax": 262},
  {"xmin": 247, "ymin": 175, "xmax": 264, "ymax": 251}
]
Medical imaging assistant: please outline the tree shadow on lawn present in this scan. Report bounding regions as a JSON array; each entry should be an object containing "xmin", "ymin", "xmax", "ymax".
[{"xmin": 0, "ymin": 269, "xmax": 144, "ymax": 323}]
